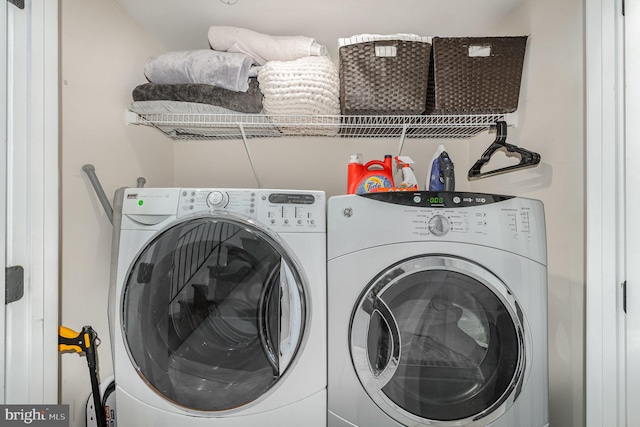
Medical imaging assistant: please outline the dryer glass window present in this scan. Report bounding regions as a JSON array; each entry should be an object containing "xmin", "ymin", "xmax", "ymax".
[
  {"xmin": 122, "ymin": 216, "xmax": 306, "ymax": 412},
  {"xmin": 352, "ymin": 256, "xmax": 526, "ymax": 424}
]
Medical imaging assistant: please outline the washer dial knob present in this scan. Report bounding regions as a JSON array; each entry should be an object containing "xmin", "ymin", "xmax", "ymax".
[
  {"xmin": 206, "ymin": 191, "xmax": 228, "ymax": 208},
  {"xmin": 428, "ymin": 215, "xmax": 450, "ymax": 236}
]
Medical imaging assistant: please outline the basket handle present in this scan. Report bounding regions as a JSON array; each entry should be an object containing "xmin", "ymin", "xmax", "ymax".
[
  {"xmin": 468, "ymin": 44, "xmax": 492, "ymax": 58},
  {"xmin": 374, "ymin": 40, "xmax": 397, "ymax": 58}
]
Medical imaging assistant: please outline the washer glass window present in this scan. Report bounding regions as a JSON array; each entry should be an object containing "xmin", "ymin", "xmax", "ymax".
[
  {"xmin": 351, "ymin": 256, "xmax": 527, "ymax": 425},
  {"xmin": 122, "ymin": 216, "xmax": 306, "ymax": 411}
]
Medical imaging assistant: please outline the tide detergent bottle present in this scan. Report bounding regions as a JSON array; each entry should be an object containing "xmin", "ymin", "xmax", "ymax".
[{"xmin": 347, "ymin": 154, "xmax": 394, "ymax": 194}]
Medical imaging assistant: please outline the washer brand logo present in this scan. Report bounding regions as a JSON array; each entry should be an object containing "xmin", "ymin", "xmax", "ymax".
[
  {"xmin": 0, "ymin": 406, "xmax": 69, "ymax": 427},
  {"xmin": 127, "ymin": 194, "xmax": 138, "ymax": 199}
]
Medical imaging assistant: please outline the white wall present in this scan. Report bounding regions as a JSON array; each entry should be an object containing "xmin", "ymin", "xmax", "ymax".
[
  {"xmin": 60, "ymin": 0, "xmax": 584, "ymax": 426},
  {"xmin": 115, "ymin": 0, "xmax": 525, "ymax": 59},
  {"xmin": 173, "ymin": 138, "xmax": 471, "ymax": 195},
  {"xmin": 60, "ymin": 0, "xmax": 173, "ymax": 425},
  {"xmin": 470, "ymin": 1, "xmax": 585, "ymax": 425}
]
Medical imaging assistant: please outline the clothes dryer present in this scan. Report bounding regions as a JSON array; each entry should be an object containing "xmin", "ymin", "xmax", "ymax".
[
  {"xmin": 108, "ymin": 188, "xmax": 326, "ymax": 427},
  {"xmin": 327, "ymin": 192, "xmax": 548, "ymax": 427}
]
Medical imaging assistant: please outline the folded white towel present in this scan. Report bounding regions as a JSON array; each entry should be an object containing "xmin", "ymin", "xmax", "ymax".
[
  {"xmin": 144, "ymin": 49, "xmax": 254, "ymax": 92},
  {"xmin": 208, "ymin": 26, "xmax": 328, "ymax": 66}
]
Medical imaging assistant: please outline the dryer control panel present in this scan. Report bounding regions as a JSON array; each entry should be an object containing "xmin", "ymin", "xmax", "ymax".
[
  {"xmin": 328, "ymin": 192, "xmax": 546, "ymax": 264},
  {"xmin": 176, "ymin": 188, "xmax": 326, "ymax": 232},
  {"xmin": 360, "ymin": 191, "xmax": 537, "ymax": 240},
  {"xmin": 406, "ymin": 204, "xmax": 535, "ymax": 240}
]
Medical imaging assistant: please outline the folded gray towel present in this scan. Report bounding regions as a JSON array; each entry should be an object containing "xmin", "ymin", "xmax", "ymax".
[
  {"xmin": 132, "ymin": 78, "xmax": 263, "ymax": 114},
  {"xmin": 144, "ymin": 49, "xmax": 254, "ymax": 92}
]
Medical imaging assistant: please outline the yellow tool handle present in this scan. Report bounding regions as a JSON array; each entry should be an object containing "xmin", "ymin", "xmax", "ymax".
[
  {"xmin": 58, "ymin": 325, "xmax": 91, "ymax": 353},
  {"xmin": 58, "ymin": 324, "xmax": 105, "ymax": 427}
]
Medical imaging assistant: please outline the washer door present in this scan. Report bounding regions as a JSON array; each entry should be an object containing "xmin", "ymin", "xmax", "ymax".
[
  {"xmin": 351, "ymin": 256, "xmax": 530, "ymax": 426},
  {"xmin": 121, "ymin": 214, "xmax": 307, "ymax": 412}
]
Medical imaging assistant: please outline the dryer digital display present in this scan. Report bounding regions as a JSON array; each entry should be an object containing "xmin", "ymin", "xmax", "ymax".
[
  {"xmin": 362, "ymin": 191, "xmax": 515, "ymax": 208},
  {"xmin": 268, "ymin": 193, "xmax": 317, "ymax": 204}
]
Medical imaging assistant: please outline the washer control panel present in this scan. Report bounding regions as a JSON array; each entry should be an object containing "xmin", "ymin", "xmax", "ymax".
[{"xmin": 177, "ymin": 188, "xmax": 325, "ymax": 232}]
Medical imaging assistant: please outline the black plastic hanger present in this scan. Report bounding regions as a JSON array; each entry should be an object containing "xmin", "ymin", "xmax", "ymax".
[{"xmin": 468, "ymin": 121, "xmax": 540, "ymax": 179}]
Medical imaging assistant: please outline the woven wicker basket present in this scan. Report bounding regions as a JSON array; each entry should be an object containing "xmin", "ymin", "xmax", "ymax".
[
  {"xmin": 426, "ymin": 36, "xmax": 528, "ymax": 114},
  {"xmin": 339, "ymin": 39, "xmax": 431, "ymax": 115}
]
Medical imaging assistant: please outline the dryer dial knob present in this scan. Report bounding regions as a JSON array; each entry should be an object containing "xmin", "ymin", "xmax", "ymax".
[
  {"xmin": 207, "ymin": 191, "xmax": 228, "ymax": 208},
  {"xmin": 428, "ymin": 215, "xmax": 450, "ymax": 236}
]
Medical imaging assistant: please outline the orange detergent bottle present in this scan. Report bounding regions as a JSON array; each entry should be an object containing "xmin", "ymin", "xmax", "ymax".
[{"xmin": 347, "ymin": 154, "xmax": 394, "ymax": 194}]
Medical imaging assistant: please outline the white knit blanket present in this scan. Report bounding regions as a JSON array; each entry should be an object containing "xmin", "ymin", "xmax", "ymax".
[{"xmin": 258, "ymin": 56, "xmax": 340, "ymax": 135}]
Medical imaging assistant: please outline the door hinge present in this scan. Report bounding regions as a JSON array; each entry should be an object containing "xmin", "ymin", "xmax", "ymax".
[
  {"xmin": 623, "ymin": 280, "xmax": 627, "ymax": 313},
  {"xmin": 5, "ymin": 266, "xmax": 24, "ymax": 304},
  {"xmin": 7, "ymin": 0, "xmax": 24, "ymax": 9}
]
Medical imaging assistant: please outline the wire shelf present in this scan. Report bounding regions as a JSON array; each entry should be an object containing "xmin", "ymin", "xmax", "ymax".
[{"xmin": 126, "ymin": 111, "xmax": 512, "ymax": 140}]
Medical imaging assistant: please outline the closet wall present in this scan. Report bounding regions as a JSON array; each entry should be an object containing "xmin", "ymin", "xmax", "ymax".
[
  {"xmin": 469, "ymin": 3, "xmax": 585, "ymax": 426},
  {"xmin": 60, "ymin": 0, "xmax": 584, "ymax": 426},
  {"xmin": 60, "ymin": 0, "xmax": 173, "ymax": 424}
]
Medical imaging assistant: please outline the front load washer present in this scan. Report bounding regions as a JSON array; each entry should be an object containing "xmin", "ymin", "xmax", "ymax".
[
  {"xmin": 327, "ymin": 192, "xmax": 548, "ymax": 427},
  {"xmin": 108, "ymin": 188, "xmax": 326, "ymax": 427}
]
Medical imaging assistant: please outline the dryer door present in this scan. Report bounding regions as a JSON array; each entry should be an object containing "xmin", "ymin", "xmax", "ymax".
[
  {"xmin": 351, "ymin": 255, "xmax": 530, "ymax": 426},
  {"xmin": 121, "ymin": 214, "xmax": 307, "ymax": 412}
]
